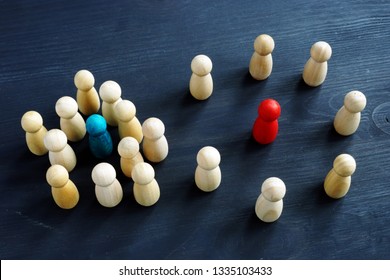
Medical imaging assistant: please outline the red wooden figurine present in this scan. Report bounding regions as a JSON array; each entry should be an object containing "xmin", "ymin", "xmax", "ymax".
[{"xmin": 252, "ymin": 99, "xmax": 281, "ymax": 144}]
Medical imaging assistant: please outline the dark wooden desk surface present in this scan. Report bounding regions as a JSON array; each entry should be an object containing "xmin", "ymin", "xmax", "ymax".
[{"xmin": 1, "ymin": 0, "xmax": 390, "ymax": 260}]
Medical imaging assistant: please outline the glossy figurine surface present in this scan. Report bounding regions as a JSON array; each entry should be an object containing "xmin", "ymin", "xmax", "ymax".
[
  {"xmin": 252, "ymin": 99, "xmax": 281, "ymax": 144},
  {"xmin": 86, "ymin": 114, "xmax": 113, "ymax": 158}
]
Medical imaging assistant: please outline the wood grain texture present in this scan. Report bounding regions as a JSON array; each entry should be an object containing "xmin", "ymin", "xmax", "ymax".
[{"xmin": 1, "ymin": 0, "xmax": 390, "ymax": 259}]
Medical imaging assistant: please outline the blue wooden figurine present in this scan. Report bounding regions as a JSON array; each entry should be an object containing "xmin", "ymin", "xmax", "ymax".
[{"xmin": 86, "ymin": 114, "xmax": 113, "ymax": 158}]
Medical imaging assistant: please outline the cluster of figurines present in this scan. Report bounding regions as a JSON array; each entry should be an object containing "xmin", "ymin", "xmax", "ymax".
[
  {"xmin": 20, "ymin": 70, "xmax": 222, "ymax": 212},
  {"xmin": 189, "ymin": 35, "xmax": 366, "ymax": 222},
  {"xmin": 21, "ymin": 34, "xmax": 366, "ymax": 223}
]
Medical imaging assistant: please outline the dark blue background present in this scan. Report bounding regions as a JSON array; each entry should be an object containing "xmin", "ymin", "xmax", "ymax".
[{"xmin": 1, "ymin": 0, "xmax": 389, "ymax": 259}]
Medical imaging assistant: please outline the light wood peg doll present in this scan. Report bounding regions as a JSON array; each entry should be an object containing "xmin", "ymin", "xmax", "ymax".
[
  {"xmin": 74, "ymin": 69, "xmax": 100, "ymax": 116},
  {"xmin": 118, "ymin": 136, "xmax": 144, "ymax": 178},
  {"xmin": 43, "ymin": 129, "xmax": 77, "ymax": 172},
  {"xmin": 255, "ymin": 177, "xmax": 286, "ymax": 223},
  {"xmin": 55, "ymin": 96, "xmax": 86, "ymax": 142},
  {"xmin": 21, "ymin": 111, "xmax": 48, "ymax": 156},
  {"xmin": 324, "ymin": 154, "xmax": 356, "ymax": 199},
  {"xmin": 302, "ymin": 41, "xmax": 332, "ymax": 87},
  {"xmin": 46, "ymin": 164, "xmax": 79, "ymax": 209},
  {"xmin": 131, "ymin": 162, "xmax": 160, "ymax": 207},
  {"xmin": 249, "ymin": 34, "xmax": 275, "ymax": 80},
  {"xmin": 92, "ymin": 162, "xmax": 123, "ymax": 207},
  {"xmin": 189, "ymin": 54, "xmax": 213, "ymax": 100},
  {"xmin": 195, "ymin": 146, "xmax": 221, "ymax": 192},
  {"xmin": 142, "ymin": 117, "xmax": 169, "ymax": 163},
  {"xmin": 99, "ymin": 80, "xmax": 122, "ymax": 126},
  {"xmin": 334, "ymin": 91, "xmax": 367, "ymax": 136},
  {"xmin": 115, "ymin": 99, "xmax": 143, "ymax": 143}
]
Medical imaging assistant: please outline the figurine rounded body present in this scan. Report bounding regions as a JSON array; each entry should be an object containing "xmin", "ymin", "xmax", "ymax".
[
  {"xmin": 334, "ymin": 91, "xmax": 367, "ymax": 136},
  {"xmin": 44, "ymin": 129, "xmax": 77, "ymax": 172},
  {"xmin": 92, "ymin": 162, "xmax": 123, "ymax": 207},
  {"xmin": 255, "ymin": 177, "xmax": 286, "ymax": 223},
  {"xmin": 115, "ymin": 100, "xmax": 143, "ymax": 143},
  {"xmin": 21, "ymin": 111, "xmax": 48, "ymax": 156},
  {"xmin": 86, "ymin": 114, "xmax": 113, "ymax": 158},
  {"xmin": 74, "ymin": 69, "xmax": 100, "ymax": 116},
  {"xmin": 252, "ymin": 99, "xmax": 281, "ymax": 144},
  {"xmin": 195, "ymin": 146, "xmax": 221, "ymax": 192},
  {"xmin": 132, "ymin": 162, "xmax": 160, "ymax": 206},
  {"xmin": 46, "ymin": 164, "xmax": 79, "ymax": 209},
  {"xmin": 142, "ymin": 117, "xmax": 168, "ymax": 163},
  {"xmin": 249, "ymin": 34, "xmax": 274, "ymax": 80},
  {"xmin": 99, "ymin": 80, "xmax": 122, "ymax": 126},
  {"xmin": 55, "ymin": 96, "xmax": 86, "ymax": 142},
  {"xmin": 189, "ymin": 54, "xmax": 213, "ymax": 100},
  {"xmin": 302, "ymin": 41, "xmax": 332, "ymax": 87},
  {"xmin": 118, "ymin": 137, "xmax": 144, "ymax": 178},
  {"xmin": 324, "ymin": 154, "xmax": 356, "ymax": 199}
]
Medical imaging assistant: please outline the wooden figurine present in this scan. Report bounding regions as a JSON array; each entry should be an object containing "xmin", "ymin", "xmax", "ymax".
[
  {"xmin": 46, "ymin": 164, "xmax": 79, "ymax": 209},
  {"xmin": 142, "ymin": 117, "xmax": 168, "ymax": 163},
  {"xmin": 55, "ymin": 96, "xmax": 86, "ymax": 142},
  {"xmin": 86, "ymin": 114, "xmax": 113, "ymax": 158},
  {"xmin": 189, "ymin": 54, "xmax": 213, "ymax": 100},
  {"xmin": 115, "ymin": 99, "xmax": 143, "ymax": 143},
  {"xmin": 249, "ymin": 34, "xmax": 275, "ymax": 80},
  {"xmin": 92, "ymin": 162, "xmax": 123, "ymax": 207},
  {"xmin": 324, "ymin": 154, "xmax": 356, "ymax": 199},
  {"xmin": 131, "ymin": 162, "xmax": 160, "ymax": 206},
  {"xmin": 99, "ymin": 80, "xmax": 122, "ymax": 126},
  {"xmin": 255, "ymin": 177, "xmax": 286, "ymax": 223},
  {"xmin": 21, "ymin": 111, "xmax": 48, "ymax": 156},
  {"xmin": 195, "ymin": 146, "xmax": 221, "ymax": 192},
  {"xmin": 334, "ymin": 90, "xmax": 367, "ymax": 136},
  {"xmin": 302, "ymin": 41, "xmax": 332, "ymax": 87},
  {"xmin": 118, "ymin": 136, "xmax": 144, "ymax": 178},
  {"xmin": 74, "ymin": 69, "xmax": 100, "ymax": 116},
  {"xmin": 252, "ymin": 99, "xmax": 281, "ymax": 144},
  {"xmin": 43, "ymin": 129, "xmax": 77, "ymax": 172}
]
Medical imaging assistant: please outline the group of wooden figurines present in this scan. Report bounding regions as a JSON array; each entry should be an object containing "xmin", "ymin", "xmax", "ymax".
[
  {"xmin": 189, "ymin": 34, "xmax": 366, "ymax": 222},
  {"xmin": 190, "ymin": 34, "xmax": 367, "ymax": 143},
  {"xmin": 20, "ymin": 69, "xmax": 223, "ymax": 211},
  {"xmin": 20, "ymin": 34, "xmax": 366, "ymax": 223}
]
